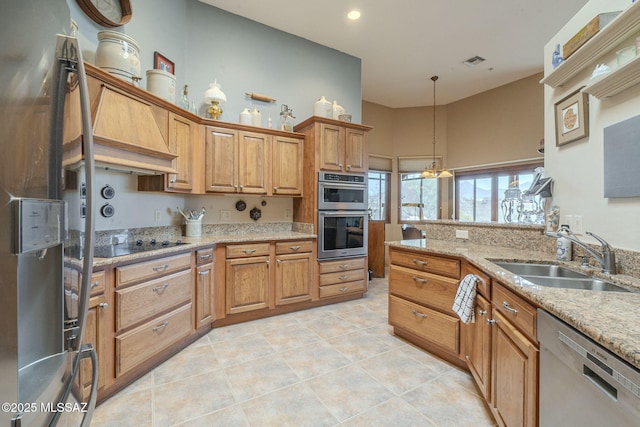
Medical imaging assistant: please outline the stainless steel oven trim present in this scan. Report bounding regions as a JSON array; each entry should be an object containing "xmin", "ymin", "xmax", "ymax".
[
  {"xmin": 317, "ymin": 210, "xmax": 368, "ymax": 260},
  {"xmin": 318, "ymin": 181, "xmax": 368, "ymax": 211}
]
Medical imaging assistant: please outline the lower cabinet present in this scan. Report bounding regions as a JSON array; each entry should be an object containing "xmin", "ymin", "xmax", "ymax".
[
  {"xmin": 275, "ymin": 241, "xmax": 313, "ymax": 305},
  {"xmin": 226, "ymin": 255, "xmax": 271, "ymax": 314},
  {"xmin": 318, "ymin": 257, "xmax": 367, "ymax": 298},
  {"xmin": 195, "ymin": 247, "xmax": 214, "ymax": 329}
]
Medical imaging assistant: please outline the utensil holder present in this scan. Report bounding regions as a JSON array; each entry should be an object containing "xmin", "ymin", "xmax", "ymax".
[{"xmin": 185, "ymin": 219, "xmax": 202, "ymax": 237}]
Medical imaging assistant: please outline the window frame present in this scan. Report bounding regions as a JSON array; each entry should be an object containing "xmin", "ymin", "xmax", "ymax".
[
  {"xmin": 398, "ymin": 172, "xmax": 442, "ymax": 224},
  {"xmin": 367, "ymin": 170, "xmax": 391, "ymax": 223}
]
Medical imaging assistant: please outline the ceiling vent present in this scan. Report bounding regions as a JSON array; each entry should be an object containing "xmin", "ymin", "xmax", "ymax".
[{"xmin": 463, "ymin": 56, "xmax": 486, "ymax": 67}]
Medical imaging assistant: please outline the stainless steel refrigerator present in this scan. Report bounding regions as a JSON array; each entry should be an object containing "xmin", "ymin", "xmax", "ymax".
[{"xmin": 1, "ymin": 1, "xmax": 98, "ymax": 426}]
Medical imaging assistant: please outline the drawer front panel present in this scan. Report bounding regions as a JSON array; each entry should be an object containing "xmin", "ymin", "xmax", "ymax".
[
  {"xmin": 320, "ymin": 269, "xmax": 365, "ymax": 286},
  {"xmin": 275, "ymin": 240, "xmax": 313, "ymax": 255},
  {"xmin": 390, "ymin": 249, "xmax": 460, "ymax": 278},
  {"xmin": 389, "ymin": 295, "xmax": 459, "ymax": 354},
  {"xmin": 319, "ymin": 280, "xmax": 364, "ymax": 298},
  {"xmin": 492, "ymin": 282, "xmax": 537, "ymax": 341},
  {"xmin": 226, "ymin": 243, "xmax": 270, "ymax": 258},
  {"xmin": 318, "ymin": 257, "xmax": 366, "ymax": 274},
  {"xmin": 389, "ymin": 264, "xmax": 458, "ymax": 314},
  {"xmin": 116, "ymin": 304, "xmax": 192, "ymax": 377},
  {"xmin": 116, "ymin": 269, "xmax": 192, "ymax": 330},
  {"xmin": 196, "ymin": 247, "xmax": 214, "ymax": 265},
  {"xmin": 116, "ymin": 252, "xmax": 191, "ymax": 287},
  {"xmin": 463, "ymin": 262, "xmax": 491, "ymax": 299},
  {"xmin": 90, "ymin": 270, "xmax": 106, "ymax": 296}
]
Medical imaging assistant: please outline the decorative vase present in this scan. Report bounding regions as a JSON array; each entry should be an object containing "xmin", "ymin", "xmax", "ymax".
[
  {"xmin": 145, "ymin": 69, "xmax": 176, "ymax": 102},
  {"xmin": 95, "ymin": 30, "xmax": 141, "ymax": 85},
  {"xmin": 239, "ymin": 108, "xmax": 251, "ymax": 125},
  {"xmin": 314, "ymin": 96, "xmax": 332, "ymax": 117}
]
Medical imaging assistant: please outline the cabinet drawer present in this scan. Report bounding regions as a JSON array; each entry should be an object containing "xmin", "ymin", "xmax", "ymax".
[
  {"xmin": 464, "ymin": 263, "xmax": 491, "ymax": 299},
  {"xmin": 319, "ymin": 280, "xmax": 364, "ymax": 298},
  {"xmin": 492, "ymin": 282, "xmax": 537, "ymax": 341},
  {"xmin": 318, "ymin": 257, "xmax": 366, "ymax": 274},
  {"xmin": 89, "ymin": 270, "xmax": 106, "ymax": 296},
  {"xmin": 116, "ymin": 269, "xmax": 192, "ymax": 330},
  {"xmin": 226, "ymin": 243, "xmax": 270, "ymax": 258},
  {"xmin": 275, "ymin": 240, "xmax": 313, "ymax": 255},
  {"xmin": 116, "ymin": 303, "xmax": 192, "ymax": 377},
  {"xmin": 196, "ymin": 247, "xmax": 214, "ymax": 265},
  {"xmin": 390, "ymin": 249, "xmax": 460, "ymax": 279},
  {"xmin": 320, "ymin": 269, "xmax": 365, "ymax": 286},
  {"xmin": 389, "ymin": 295, "xmax": 459, "ymax": 354},
  {"xmin": 116, "ymin": 253, "xmax": 191, "ymax": 287},
  {"xmin": 389, "ymin": 264, "xmax": 458, "ymax": 314}
]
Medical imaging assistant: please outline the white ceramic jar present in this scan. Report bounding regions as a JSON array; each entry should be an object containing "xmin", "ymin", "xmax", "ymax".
[
  {"xmin": 239, "ymin": 108, "xmax": 252, "ymax": 125},
  {"xmin": 146, "ymin": 69, "xmax": 176, "ymax": 103},
  {"xmin": 314, "ymin": 96, "xmax": 332, "ymax": 117},
  {"xmin": 332, "ymin": 101, "xmax": 345, "ymax": 119},
  {"xmin": 96, "ymin": 31, "xmax": 141, "ymax": 85},
  {"xmin": 251, "ymin": 108, "xmax": 262, "ymax": 127}
]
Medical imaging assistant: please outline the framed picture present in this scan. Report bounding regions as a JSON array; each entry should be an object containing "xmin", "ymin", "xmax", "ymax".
[
  {"xmin": 153, "ymin": 51, "xmax": 174, "ymax": 74},
  {"xmin": 555, "ymin": 88, "xmax": 589, "ymax": 146}
]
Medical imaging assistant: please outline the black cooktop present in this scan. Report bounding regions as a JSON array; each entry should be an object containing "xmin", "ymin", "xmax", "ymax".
[{"xmin": 93, "ymin": 239, "xmax": 186, "ymax": 258}]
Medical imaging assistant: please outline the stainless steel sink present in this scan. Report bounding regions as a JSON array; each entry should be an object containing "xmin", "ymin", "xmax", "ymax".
[{"xmin": 494, "ymin": 261, "xmax": 631, "ymax": 292}]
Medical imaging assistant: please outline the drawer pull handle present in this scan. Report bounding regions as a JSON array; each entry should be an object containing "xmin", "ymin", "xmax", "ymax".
[
  {"xmin": 199, "ymin": 254, "xmax": 212, "ymax": 260},
  {"xmin": 412, "ymin": 259, "xmax": 428, "ymax": 266},
  {"xmin": 242, "ymin": 249, "xmax": 256, "ymax": 254},
  {"xmin": 339, "ymin": 287, "xmax": 349, "ymax": 292},
  {"xmin": 339, "ymin": 275, "xmax": 349, "ymax": 281},
  {"xmin": 502, "ymin": 301, "xmax": 518, "ymax": 315},
  {"xmin": 486, "ymin": 319, "xmax": 496, "ymax": 325},
  {"xmin": 290, "ymin": 245, "xmax": 301, "ymax": 251},
  {"xmin": 99, "ymin": 302, "xmax": 108, "ymax": 309},
  {"xmin": 478, "ymin": 309, "xmax": 487, "ymax": 316},
  {"xmin": 198, "ymin": 270, "xmax": 210, "ymax": 276},
  {"xmin": 412, "ymin": 276, "xmax": 427, "ymax": 285},
  {"xmin": 152, "ymin": 283, "xmax": 169, "ymax": 293},
  {"xmin": 412, "ymin": 310, "xmax": 427, "ymax": 319},
  {"xmin": 339, "ymin": 264, "xmax": 349, "ymax": 270},
  {"xmin": 152, "ymin": 321, "xmax": 170, "ymax": 332},
  {"xmin": 90, "ymin": 281, "xmax": 100, "ymax": 288},
  {"xmin": 276, "ymin": 259, "xmax": 282, "ymax": 265},
  {"xmin": 153, "ymin": 264, "xmax": 169, "ymax": 272}
]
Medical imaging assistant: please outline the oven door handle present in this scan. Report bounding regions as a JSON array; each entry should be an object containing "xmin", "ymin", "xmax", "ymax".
[
  {"xmin": 319, "ymin": 210, "xmax": 369, "ymax": 217},
  {"xmin": 319, "ymin": 182, "xmax": 367, "ymax": 190}
]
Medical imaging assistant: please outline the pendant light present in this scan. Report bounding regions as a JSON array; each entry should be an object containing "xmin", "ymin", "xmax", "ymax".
[{"xmin": 421, "ymin": 75, "xmax": 452, "ymax": 179}]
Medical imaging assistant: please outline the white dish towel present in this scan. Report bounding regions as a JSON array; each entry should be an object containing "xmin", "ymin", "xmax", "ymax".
[{"xmin": 452, "ymin": 274, "xmax": 479, "ymax": 324}]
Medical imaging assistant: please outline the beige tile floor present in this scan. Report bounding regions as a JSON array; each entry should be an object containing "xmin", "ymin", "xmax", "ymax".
[{"xmin": 92, "ymin": 277, "xmax": 496, "ymax": 426}]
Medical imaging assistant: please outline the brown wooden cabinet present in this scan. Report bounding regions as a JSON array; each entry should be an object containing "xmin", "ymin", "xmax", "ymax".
[
  {"xmin": 272, "ymin": 135, "xmax": 303, "ymax": 196},
  {"xmin": 166, "ymin": 113, "xmax": 197, "ymax": 192},
  {"xmin": 225, "ymin": 243, "xmax": 271, "ymax": 314},
  {"xmin": 318, "ymin": 257, "xmax": 367, "ymax": 298},
  {"xmin": 195, "ymin": 247, "xmax": 214, "ymax": 329},
  {"xmin": 317, "ymin": 123, "xmax": 367, "ymax": 173},
  {"xmin": 275, "ymin": 241, "xmax": 313, "ymax": 305}
]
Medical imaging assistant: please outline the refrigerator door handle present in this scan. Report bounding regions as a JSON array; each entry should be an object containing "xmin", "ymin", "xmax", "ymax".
[{"xmin": 79, "ymin": 344, "xmax": 98, "ymax": 427}]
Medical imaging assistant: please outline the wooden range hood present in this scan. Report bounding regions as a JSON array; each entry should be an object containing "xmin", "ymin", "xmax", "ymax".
[{"xmin": 64, "ymin": 63, "xmax": 177, "ymax": 175}]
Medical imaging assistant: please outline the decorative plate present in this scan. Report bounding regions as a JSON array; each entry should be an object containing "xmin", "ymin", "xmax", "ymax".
[
  {"xmin": 76, "ymin": 0, "xmax": 132, "ymax": 28},
  {"xmin": 249, "ymin": 207, "xmax": 262, "ymax": 221},
  {"xmin": 235, "ymin": 200, "xmax": 246, "ymax": 211}
]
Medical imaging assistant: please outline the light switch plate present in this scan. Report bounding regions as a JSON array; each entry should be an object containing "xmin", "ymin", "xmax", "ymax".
[
  {"xmin": 455, "ymin": 229, "xmax": 469, "ymax": 239},
  {"xmin": 573, "ymin": 215, "xmax": 583, "ymax": 235},
  {"xmin": 220, "ymin": 210, "xmax": 230, "ymax": 221}
]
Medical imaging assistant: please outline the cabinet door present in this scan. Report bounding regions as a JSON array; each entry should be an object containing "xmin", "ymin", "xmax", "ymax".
[
  {"xmin": 272, "ymin": 135, "xmax": 303, "ymax": 196},
  {"xmin": 319, "ymin": 123, "xmax": 344, "ymax": 171},
  {"xmin": 344, "ymin": 128, "xmax": 367, "ymax": 172},
  {"xmin": 75, "ymin": 293, "xmax": 109, "ymax": 401},
  {"xmin": 226, "ymin": 256, "xmax": 270, "ymax": 314},
  {"xmin": 275, "ymin": 253, "xmax": 312, "ymax": 305},
  {"xmin": 196, "ymin": 262, "xmax": 213, "ymax": 329},
  {"xmin": 465, "ymin": 294, "xmax": 492, "ymax": 401},
  {"xmin": 205, "ymin": 127, "xmax": 238, "ymax": 193},
  {"xmin": 166, "ymin": 113, "xmax": 195, "ymax": 191},
  {"xmin": 491, "ymin": 310, "xmax": 538, "ymax": 427},
  {"xmin": 237, "ymin": 131, "xmax": 269, "ymax": 194}
]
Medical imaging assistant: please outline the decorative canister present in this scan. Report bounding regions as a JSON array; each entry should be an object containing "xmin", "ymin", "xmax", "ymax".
[
  {"xmin": 146, "ymin": 69, "xmax": 176, "ymax": 102},
  {"xmin": 314, "ymin": 96, "xmax": 332, "ymax": 117},
  {"xmin": 251, "ymin": 108, "xmax": 262, "ymax": 127},
  {"xmin": 239, "ymin": 108, "xmax": 252, "ymax": 125},
  {"xmin": 96, "ymin": 30, "xmax": 141, "ymax": 85},
  {"xmin": 185, "ymin": 219, "xmax": 202, "ymax": 237},
  {"xmin": 332, "ymin": 101, "xmax": 345, "ymax": 119}
]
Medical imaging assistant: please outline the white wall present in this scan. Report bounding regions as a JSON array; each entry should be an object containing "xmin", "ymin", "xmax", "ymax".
[{"xmin": 543, "ymin": 0, "xmax": 640, "ymax": 251}]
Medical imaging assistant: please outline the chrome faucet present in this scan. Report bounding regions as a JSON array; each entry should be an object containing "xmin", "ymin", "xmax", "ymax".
[{"xmin": 544, "ymin": 230, "xmax": 617, "ymax": 274}]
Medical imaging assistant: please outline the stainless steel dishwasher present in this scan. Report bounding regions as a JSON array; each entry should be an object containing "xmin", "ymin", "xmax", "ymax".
[{"xmin": 537, "ymin": 309, "xmax": 640, "ymax": 426}]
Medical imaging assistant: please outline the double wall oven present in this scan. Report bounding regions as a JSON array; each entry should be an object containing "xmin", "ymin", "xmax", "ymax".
[{"xmin": 317, "ymin": 172, "xmax": 368, "ymax": 259}]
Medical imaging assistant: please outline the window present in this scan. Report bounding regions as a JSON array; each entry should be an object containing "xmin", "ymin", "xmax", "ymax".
[
  {"xmin": 368, "ymin": 171, "xmax": 389, "ymax": 221},
  {"xmin": 399, "ymin": 173, "xmax": 439, "ymax": 221},
  {"xmin": 456, "ymin": 164, "xmax": 541, "ymax": 223}
]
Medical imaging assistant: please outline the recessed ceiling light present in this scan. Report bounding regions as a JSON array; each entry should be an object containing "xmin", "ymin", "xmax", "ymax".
[{"xmin": 347, "ymin": 10, "xmax": 361, "ymax": 20}]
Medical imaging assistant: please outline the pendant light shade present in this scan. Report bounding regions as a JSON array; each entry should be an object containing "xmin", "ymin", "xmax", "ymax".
[{"xmin": 421, "ymin": 75, "xmax": 452, "ymax": 179}]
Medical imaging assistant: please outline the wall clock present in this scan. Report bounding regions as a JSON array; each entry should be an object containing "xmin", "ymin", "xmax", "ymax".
[{"xmin": 76, "ymin": 0, "xmax": 132, "ymax": 28}]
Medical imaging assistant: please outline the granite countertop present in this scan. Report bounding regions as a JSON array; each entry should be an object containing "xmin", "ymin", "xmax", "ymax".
[
  {"xmin": 387, "ymin": 239, "xmax": 640, "ymax": 370},
  {"xmin": 88, "ymin": 231, "xmax": 316, "ymax": 267}
]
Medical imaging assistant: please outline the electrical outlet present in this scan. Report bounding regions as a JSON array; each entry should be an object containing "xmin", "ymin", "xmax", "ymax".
[
  {"xmin": 220, "ymin": 210, "xmax": 230, "ymax": 221},
  {"xmin": 562, "ymin": 215, "xmax": 574, "ymax": 230},
  {"xmin": 154, "ymin": 209, "xmax": 161, "ymax": 222},
  {"xmin": 455, "ymin": 229, "xmax": 469, "ymax": 239},
  {"xmin": 573, "ymin": 215, "xmax": 583, "ymax": 235},
  {"xmin": 284, "ymin": 209, "xmax": 292, "ymax": 220}
]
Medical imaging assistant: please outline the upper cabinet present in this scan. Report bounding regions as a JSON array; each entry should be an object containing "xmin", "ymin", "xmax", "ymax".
[
  {"xmin": 542, "ymin": 1, "xmax": 640, "ymax": 98},
  {"xmin": 317, "ymin": 122, "xmax": 368, "ymax": 173},
  {"xmin": 272, "ymin": 135, "xmax": 303, "ymax": 196}
]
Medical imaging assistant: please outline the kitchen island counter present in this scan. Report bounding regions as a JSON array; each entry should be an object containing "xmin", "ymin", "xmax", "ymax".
[{"xmin": 387, "ymin": 239, "xmax": 640, "ymax": 370}]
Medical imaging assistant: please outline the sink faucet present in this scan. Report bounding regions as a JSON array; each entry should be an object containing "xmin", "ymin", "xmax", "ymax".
[{"xmin": 544, "ymin": 230, "xmax": 617, "ymax": 274}]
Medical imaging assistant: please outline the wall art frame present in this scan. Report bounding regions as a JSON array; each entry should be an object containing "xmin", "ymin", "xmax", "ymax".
[
  {"xmin": 555, "ymin": 87, "xmax": 589, "ymax": 146},
  {"xmin": 153, "ymin": 51, "xmax": 175, "ymax": 75}
]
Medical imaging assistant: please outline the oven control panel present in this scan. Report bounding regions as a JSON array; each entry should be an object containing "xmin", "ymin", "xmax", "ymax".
[{"xmin": 319, "ymin": 172, "xmax": 365, "ymax": 184}]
